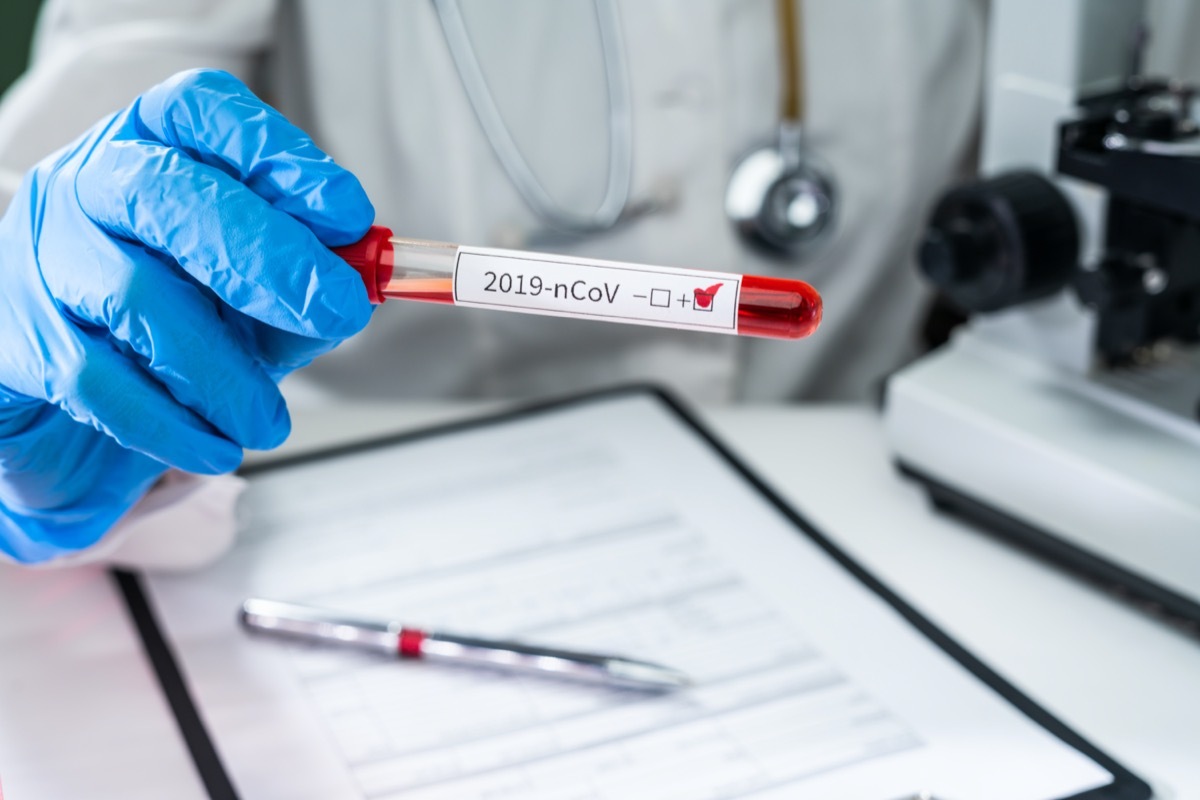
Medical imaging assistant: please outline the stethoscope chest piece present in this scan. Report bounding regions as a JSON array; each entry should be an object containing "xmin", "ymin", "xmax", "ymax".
[{"xmin": 726, "ymin": 123, "xmax": 836, "ymax": 258}]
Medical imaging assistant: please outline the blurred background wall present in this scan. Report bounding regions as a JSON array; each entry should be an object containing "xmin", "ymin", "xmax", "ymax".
[{"xmin": 1, "ymin": 0, "xmax": 41, "ymax": 95}]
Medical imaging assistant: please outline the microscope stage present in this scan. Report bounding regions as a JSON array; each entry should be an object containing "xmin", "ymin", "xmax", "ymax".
[{"xmin": 885, "ymin": 331, "xmax": 1200, "ymax": 623}]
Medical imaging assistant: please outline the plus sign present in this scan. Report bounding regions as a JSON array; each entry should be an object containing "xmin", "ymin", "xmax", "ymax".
[{"xmin": 677, "ymin": 293, "xmax": 690, "ymax": 309}]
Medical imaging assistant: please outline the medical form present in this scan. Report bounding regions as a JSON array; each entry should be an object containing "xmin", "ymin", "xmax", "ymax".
[{"xmin": 138, "ymin": 390, "xmax": 1140, "ymax": 799}]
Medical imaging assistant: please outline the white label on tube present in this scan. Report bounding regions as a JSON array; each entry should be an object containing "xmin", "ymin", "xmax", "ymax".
[{"xmin": 453, "ymin": 247, "xmax": 742, "ymax": 334}]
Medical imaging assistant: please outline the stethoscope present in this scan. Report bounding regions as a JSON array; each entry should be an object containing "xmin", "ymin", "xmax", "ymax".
[
  {"xmin": 725, "ymin": 0, "xmax": 836, "ymax": 259},
  {"xmin": 432, "ymin": 0, "xmax": 836, "ymax": 262}
]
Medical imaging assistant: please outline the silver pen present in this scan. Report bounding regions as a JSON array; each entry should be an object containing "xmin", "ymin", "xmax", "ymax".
[{"xmin": 240, "ymin": 598, "xmax": 692, "ymax": 691}]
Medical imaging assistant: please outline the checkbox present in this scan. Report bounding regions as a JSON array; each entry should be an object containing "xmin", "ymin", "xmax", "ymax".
[
  {"xmin": 650, "ymin": 289, "xmax": 671, "ymax": 308},
  {"xmin": 692, "ymin": 294, "xmax": 715, "ymax": 312}
]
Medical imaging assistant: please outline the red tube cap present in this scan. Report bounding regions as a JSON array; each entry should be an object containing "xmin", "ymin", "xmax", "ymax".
[{"xmin": 332, "ymin": 225, "xmax": 395, "ymax": 304}]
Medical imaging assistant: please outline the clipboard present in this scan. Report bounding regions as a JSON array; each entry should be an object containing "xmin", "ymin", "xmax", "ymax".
[{"xmin": 113, "ymin": 384, "xmax": 1152, "ymax": 800}]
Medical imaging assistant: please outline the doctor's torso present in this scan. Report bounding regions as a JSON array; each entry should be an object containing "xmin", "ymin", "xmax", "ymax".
[
  {"xmin": 266, "ymin": 0, "xmax": 982, "ymax": 404},
  {"xmin": 0, "ymin": 0, "xmax": 983, "ymax": 403}
]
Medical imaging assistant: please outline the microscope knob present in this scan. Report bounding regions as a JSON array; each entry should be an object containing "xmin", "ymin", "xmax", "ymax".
[{"xmin": 918, "ymin": 171, "xmax": 1079, "ymax": 313}]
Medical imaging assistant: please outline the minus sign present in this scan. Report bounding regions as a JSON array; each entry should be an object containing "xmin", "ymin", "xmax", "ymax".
[{"xmin": 633, "ymin": 294, "xmax": 647, "ymax": 299}]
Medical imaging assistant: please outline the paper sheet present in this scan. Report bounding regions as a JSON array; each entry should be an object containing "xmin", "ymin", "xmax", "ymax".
[
  {"xmin": 0, "ymin": 564, "xmax": 204, "ymax": 800},
  {"xmin": 145, "ymin": 394, "xmax": 1115, "ymax": 799}
]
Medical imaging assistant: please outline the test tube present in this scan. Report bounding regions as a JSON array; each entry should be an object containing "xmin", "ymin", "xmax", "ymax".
[{"xmin": 333, "ymin": 226, "xmax": 822, "ymax": 340}]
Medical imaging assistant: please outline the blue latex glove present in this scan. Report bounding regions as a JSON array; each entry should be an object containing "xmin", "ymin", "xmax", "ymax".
[{"xmin": 0, "ymin": 69, "xmax": 374, "ymax": 564}]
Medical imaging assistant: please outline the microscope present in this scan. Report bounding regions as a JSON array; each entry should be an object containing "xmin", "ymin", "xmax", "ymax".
[{"xmin": 884, "ymin": 0, "xmax": 1200, "ymax": 623}]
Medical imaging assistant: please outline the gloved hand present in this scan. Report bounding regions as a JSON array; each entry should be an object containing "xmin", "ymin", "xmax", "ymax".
[{"xmin": 0, "ymin": 69, "xmax": 374, "ymax": 564}]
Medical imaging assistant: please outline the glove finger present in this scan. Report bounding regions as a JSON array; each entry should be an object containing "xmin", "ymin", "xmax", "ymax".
[
  {"xmin": 43, "ymin": 229, "xmax": 292, "ymax": 451},
  {"xmin": 162, "ymin": 269, "xmax": 343, "ymax": 379},
  {"xmin": 219, "ymin": 308, "xmax": 342, "ymax": 379},
  {"xmin": 47, "ymin": 326, "xmax": 244, "ymax": 475},
  {"xmin": 76, "ymin": 140, "xmax": 372, "ymax": 341},
  {"xmin": 0, "ymin": 402, "xmax": 165, "ymax": 534},
  {"xmin": 131, "ymin": 68, "xmax": 373, "ymax": 246}
]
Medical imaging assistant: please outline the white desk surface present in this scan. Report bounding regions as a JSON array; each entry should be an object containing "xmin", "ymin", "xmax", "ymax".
[{"xmin": 2, "ymin": 402, "xmax": 1197, "ymax": 799}]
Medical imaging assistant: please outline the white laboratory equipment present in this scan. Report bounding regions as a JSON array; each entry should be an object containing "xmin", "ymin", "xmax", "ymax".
[{"xmin": 884, "ymin": 0, "xmax": 1200, "ymax": 623}]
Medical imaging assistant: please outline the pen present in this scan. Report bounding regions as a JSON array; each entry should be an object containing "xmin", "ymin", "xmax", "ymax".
[{"xmin": 239, "ymin": 598, "xmax": 692, "ymax": 691}]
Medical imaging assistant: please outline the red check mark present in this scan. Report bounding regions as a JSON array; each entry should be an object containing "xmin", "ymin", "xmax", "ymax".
[{"xmin": 693, "ymin": 282, "xmax": 723, "ymax": 309}]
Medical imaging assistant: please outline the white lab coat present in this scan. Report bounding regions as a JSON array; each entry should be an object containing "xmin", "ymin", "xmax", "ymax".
[
  {"xmin": 0, "ymin": 0, "xmax": 986, "ymax": 404},
  {"xmin": 0, "ymin": 0, "xmax": 985, "ymax": 567}
]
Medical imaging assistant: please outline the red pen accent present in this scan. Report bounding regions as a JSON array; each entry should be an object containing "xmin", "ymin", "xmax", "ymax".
[{"xmin": 398, "ymin": 628, "xmax": 426, "ymax": 658}]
